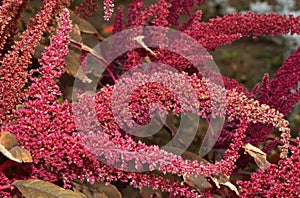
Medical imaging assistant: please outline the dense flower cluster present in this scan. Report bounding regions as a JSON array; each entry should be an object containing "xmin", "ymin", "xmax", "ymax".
[
  {"xmin": 103, "ymin": 0, "xmax": 114, "ymax": 21},
  {"xmin": 238, "ymin": 138, "xmax": 300, "ymax": 197},
  {"xmin": 0, "ymin": 0, "xmax": 71, "ymax": 124},
  {"xmin": 0, "ymin": 0, "xmax": 299, "ymax": 197},
  {"xmin": 90, "ymin": 70, "xmax": 289, "ymax": 170},
  {"xmin": 0, "ymin": 8, "xmax": 102, "ymax": 186},
  {"xmin": 0, "ymin": 0, "xmax": 26, "ymax": 54},
  {"xmin": 113, "ymin": 1, "xmax": 300, "ymax": 50},
  {"xmin": 75, "ymin": 0, "xmax": 98, "ymax": 19}
]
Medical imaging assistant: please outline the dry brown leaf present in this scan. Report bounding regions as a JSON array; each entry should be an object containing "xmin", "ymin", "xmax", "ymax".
[
  {"xmin": 65, "ymin": 47, "xmax": 92, "ymax": 83},
  {"xmin": 210, "ymin": 174, "xmax": 239, "ymax": 195},
  {"xmin": 9, "ymin": 146, "xmax": 33, "ymax": 163},
  {"xmin": 160, "ymin": 148, "xmax": 212, "ymax": 193},
  {"xmin": 95, "ymin": 183, "xmax": 122, "ymax": 198},
  {"xmin": 70, "ymin": 24, "xmax": 82, "ymax": 43},
  {"xmin": 181, "ymin": 150, "xmax": 210, "ymax": 165},
  {"xmin": 65, "ymin": 10, "xmax": 110, "ymax": 83},
  {"xmin": 33, "ymin": 44, "xmax": 46, "ymax": 59},
  {"xmin": 0, "ymin": 131, "xmax": 18, "ymax": 150},
  {"xmin": 0, "ymin": 131, "xmax": 33, "ymax": 163},
  {"xmin": 164, "ymin": 112, "xmax": 177, "ymax": 138},
  {"xmin": 70, "ymin": 39, "xmax": 106, "ymax": 63},
  {"xmin": 162, "ymin": 146, "xmax": 209, "ymax": 165},
  {"xmin": 72, "ymin": 181, "xmax": 107, "ymax": 198},
  {"xmin": 139, "ymin": 186, "xmax": 162, "ymax": 198},
  {"xmin": 68, "ymin": 39, "xmax": 109, "ymax": 82},
  {"xmin": 183, "ymin": 173, "xmax": 212, "ymax": 193},
  {"xmin": 13, "ymin": 179, "xmax": 85, "ymax": 198},
  {"xmin": 132, "ymin": 36, "xmax": 157, "ymax": 58},
  {"xmin": 69, "ymin": 10, "xmax": 98, "ymax": 35},
  {"xmin": 72, "ymin": 181, "xmax": 121, "ymax": 198},
  {"xmin": 207, "ymin": 149, "xmax": 226, "ymax": 162},
  {"xmin": 68, "ymin": 10, "xmax": 103, "ymax": 41},
  {"xmin": 242, "ymin": 143, "xmax": 271, "ymax": 170}
]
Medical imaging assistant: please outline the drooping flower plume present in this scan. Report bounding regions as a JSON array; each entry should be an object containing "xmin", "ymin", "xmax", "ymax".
[{"xmin": 0, "ymin": 0, "xmax": 299, "ymax": 197}]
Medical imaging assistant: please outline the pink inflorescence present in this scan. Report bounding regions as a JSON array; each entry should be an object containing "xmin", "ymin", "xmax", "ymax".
[
  {"xmin": 1, "ymin": 9, "xmax": 102, "ymax": 188},
  {"xmin": 75, "ymin": 0, "xmax": 98, "ymax": 19},
  {"xmin": 0, "ymin": 0, "xmax": 71, "ymax": 125},
  {"xmin": 238, "ymin": 138, "xmax": 300, "ymax": 197},
  {"xmin": 103, "ymin": 0, "xmax": 114, "ymax": 21},
  {"xmin": 1, "ymin": 0, "xmax": 300, "ymax": 197}
]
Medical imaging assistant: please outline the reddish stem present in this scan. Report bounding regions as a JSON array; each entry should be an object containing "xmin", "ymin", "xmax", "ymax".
[
  {"xmin": 0, "ymin": 160, "xmax": 18, "ymax": 172},
  {"xmin": 206, "ymin": 116, "xmax": 215, "ymax": 136},
  {"xmin": 69, "ymin": 41, "xmax": 117, "ymax": 83},
  {"xmin": 0, "ymin": 184, "xmax": 13, "ymax": 191}
]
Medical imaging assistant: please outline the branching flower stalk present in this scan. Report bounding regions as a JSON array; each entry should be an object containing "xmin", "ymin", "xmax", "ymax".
[{"xmin": 0, "ymin": 0, "xmax": 299, "ymax": 197}]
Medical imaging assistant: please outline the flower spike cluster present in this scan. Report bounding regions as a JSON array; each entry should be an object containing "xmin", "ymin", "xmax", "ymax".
[
  {"xmin": 0, "ymin": 0, "xmax": 65, "ymax": 124},
  {"xmin": 238, "ymin": 138, "xmax": 300, "ymax": 197},
  {"xmin": 103, "ymin": 0, "xmax": 114, "ymax": 21},
  {"xmin": 0, "ymin": 0, "xmax": 27, "ymax": 54},
  {"xmin": 90, "ymin": 71, "xmax": 290, "ymax": 173},
  {"xmin": 1, "ymin": 9, "xmax": 102, "ymax": 188},
  {"xmin": 75, "ymin": 0, "xmax": 98, "ymax": 19},
  {"xmin": 0, "ymin": 0, "xmax": 299, "ymax": 197}
]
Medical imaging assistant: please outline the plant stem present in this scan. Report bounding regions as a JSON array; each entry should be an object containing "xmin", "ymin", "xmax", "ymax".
[
  {"xmin": 0, "ymin": 160, "xmax": 18, "ymax": 172},
  {"xmin": 0, "ymin": 184, "xmax": 13, "ymax": 191}
]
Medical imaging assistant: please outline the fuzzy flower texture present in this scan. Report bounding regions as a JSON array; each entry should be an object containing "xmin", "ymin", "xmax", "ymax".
[{"xmin": 0, "ymin": 0, "xmax": 300, "ymax": 197}]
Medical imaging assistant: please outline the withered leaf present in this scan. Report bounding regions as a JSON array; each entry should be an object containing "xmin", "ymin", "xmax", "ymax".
[
  {"xmin": 207, "ymin": 149, "xmax": 226, "ymax": 162},
  {"xmin": 33, "ymin": 44, "xmax": 46, "ymax": 59},
  {"xmin": 72, "ymin": 181, "xmax": 107, "ymax": 198},
  {"xmin": 66, "ymin": 10, "xmax": 108, "ymax": 83},
  {"xmin": 90, "ymin": 182, "xmax": 121, "ymax": 198},
  {"xmin": 8, "ymin": 146, "xmax": 32, "ymax": 163},
  {"xmin": 164, "ymin": 112, "xmax": 177, "ymax": 138},
  {"xmin": 65, "ymin": 47, "xmax": 92, "ymax": 83},
  {"xmin": 68, "ymin": 10, "xmax": 103, "ymax": 41},
  {"xmin": 132, "ymin": 36, "xmax": 157, "ymax": 58},
  {"xmin": 0, "ymin": 131, "xmax": 33, "ymax": 163},
  {"xmin": 161, "ymin": 146, "xmax": 209, "ymax": 165},
  {"xmin": 210, "ymin": 174, "xmax": 239, "ymax": 195},
  {"xmin": 139, "ymin": 186, "xmax": 162, "ymax": 198},
  {"xmin": 183, "ymin": 173, "xmax": 212, "ymax": 193},
  {"xmin": 70, "ymin": 24, "xmax": 82, "ymax": 43},
  {"xmin": 71, "ymin": 181, "xmax": 121, "ymax": 198},
  {"xmin": 70, "ymin": 39, "xmax": 106, "ymax": 63},
  {"xmin": 161, "ymin": 147, "xmax": 212, "ymax": 193},
  {"xmin": 213, "ymin": 195, "xmax": 222, "ymax": 198},
  {"xmin": 13, "ymin": 179, "xmax": 85, "ymax": 198},
  {"xmin": 68, "ymin": 39, "xmax": 109, "ymax": 81},
  {"xmin": 242, "ymin": 143, "xmax": 271, "ymax": 170},
  {"xmin": 181, "ymin": 150, "xmax": 210, "ymax": 165},
  {"xmin": 0, "ymin": 131, "xmax": 18, "ymax": 150}
]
